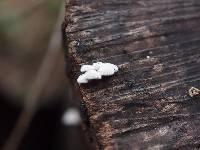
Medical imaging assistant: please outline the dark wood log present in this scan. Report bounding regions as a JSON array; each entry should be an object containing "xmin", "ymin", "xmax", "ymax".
[{"xmin": 63, "ymin": 0, "xmax": 200, "ymax": 149}]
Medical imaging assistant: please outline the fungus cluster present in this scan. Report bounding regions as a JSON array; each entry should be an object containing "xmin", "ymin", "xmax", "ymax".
[{"xmin": 77, "ymin": 62, "xmax": 118, "ymax": 84}]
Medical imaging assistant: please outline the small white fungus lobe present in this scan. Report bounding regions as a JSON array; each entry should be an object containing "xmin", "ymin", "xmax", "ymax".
[
  {"xmin": 84, "ymin": 70, "xmax": 102, "ymax": 80},
  {"xmin": 62, "ymin": 108, "xmax": 81, "ymax": 126},
  {"xmin": 77, "ymin": 74, "xmax": 88, "ymax": 84},
  {"xmin": 98, "ymin": 65, "xmax": 115, "ymax": 76},
  {"xmin": 77, "ymin": 62, "xmax": 118, "ymax": 84},
  {"xmin": 80, "ymin": 65, "xmax": 95, "ymax": 72},
  {"xmin": 92, "ymin": 62, "xmax": 103, "ymax": 70}
]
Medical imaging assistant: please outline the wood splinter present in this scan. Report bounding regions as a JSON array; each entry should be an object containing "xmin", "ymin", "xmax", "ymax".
[{"xmin": 189, "ymin": 87, "xmax": 200, "ymax": 98}]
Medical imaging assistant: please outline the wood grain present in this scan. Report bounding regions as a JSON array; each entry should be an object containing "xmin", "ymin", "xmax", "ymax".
[{"xmin": 64, "ymin": 0, "xmax": 200, "ymax": 149}]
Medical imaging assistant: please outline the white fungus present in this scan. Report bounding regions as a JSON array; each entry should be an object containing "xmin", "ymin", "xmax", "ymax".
[
  {"xmin": 98, "ymin": 64, "xmax": 115, "ymax": 76},
  {"xmin": 84, "ymin": 70, "xmax": 102, "ymax": 80},
  {"xmin": 92, "ymin": 62, "xmax": 103, "ymax": 70},
  {"xmin": 77, "ymin": 70, "xmax": 102, "ymax": 84},
  {"xmin": 93, "ymin": 62, "xmax": 118, "ymax": 74},
  {"xmin": 62, "ymin": 108, "xmax": 81, "ymax": 126},
  {"xmin": 80, "ymin": 65, "xmax": 95, "ymax": 72},
  {"xmin": 77, "ymin": 62, "xmax": 118, "ymax": 84},
  {"xmin": 77, "ymin": 74, "xmax": 88, "ymax": 84}
]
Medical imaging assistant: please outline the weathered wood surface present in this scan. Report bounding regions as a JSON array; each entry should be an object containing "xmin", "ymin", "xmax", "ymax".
[{"xmin": 64, "ymin": 0, "xmax": 200, "ymax": 149}]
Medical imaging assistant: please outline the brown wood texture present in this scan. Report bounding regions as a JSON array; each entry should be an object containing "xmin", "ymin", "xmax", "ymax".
[{"xmin": 64, "ymin": 0, "xmax": 200, "ymax": 149}]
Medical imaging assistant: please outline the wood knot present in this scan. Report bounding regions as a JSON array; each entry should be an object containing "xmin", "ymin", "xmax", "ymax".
[{"xmin": 189, "ymin": 87, "xmax": 200, "ymax": 97}]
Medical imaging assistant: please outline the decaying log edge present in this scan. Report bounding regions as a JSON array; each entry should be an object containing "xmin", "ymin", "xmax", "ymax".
[
  {"xmin": 62, "ymin": 17, "xmax": 100, "ymax": 150},
  {"xmin": 63, "ymin": 0, "xmax": 200, "ymax": 149}
]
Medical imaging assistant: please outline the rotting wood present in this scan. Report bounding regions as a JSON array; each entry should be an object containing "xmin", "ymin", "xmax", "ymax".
[{"xmin": 63, "ymin": 0, "xmax": 200, "ymax": 149}]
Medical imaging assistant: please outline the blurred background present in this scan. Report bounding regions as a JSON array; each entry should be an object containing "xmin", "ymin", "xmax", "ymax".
[{"xmin": 0, "ymin": 0, "xmax": 90, "ymax": 149}]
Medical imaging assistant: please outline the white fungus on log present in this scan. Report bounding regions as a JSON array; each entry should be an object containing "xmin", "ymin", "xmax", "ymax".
[
  {"xmin": 92, "ymin": 62, "xmax": 104, "ymax": 70},
  {"xmin": 84, "ymin": 70, "xmax": 102, "ymax": 80},
  {"xmin": 80, "ymin": 65, "xmax": 95, "ymax": 72},
  {"xmin": 77, "ymin": 74, "xmax": 88, "ymax": 84},
  {"xmin": 97, "ymin": 63, "xmax": 118, "ymax": 76},
  {"xmin": 77, "ymin": 62, "xmax": 118, "ymax": 84}
]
